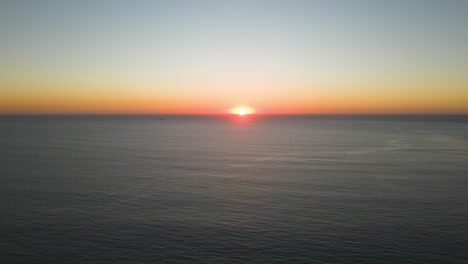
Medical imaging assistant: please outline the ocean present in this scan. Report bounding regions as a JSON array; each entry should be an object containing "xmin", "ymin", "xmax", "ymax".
[{"xmin": 1, "ymin": 115, "xmax": 467, "ymax": 263}]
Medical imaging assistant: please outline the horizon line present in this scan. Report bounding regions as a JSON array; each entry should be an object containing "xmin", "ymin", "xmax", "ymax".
[{"xmin": 2, "ymin": 113, "xmax": 468, "ymax": 116}]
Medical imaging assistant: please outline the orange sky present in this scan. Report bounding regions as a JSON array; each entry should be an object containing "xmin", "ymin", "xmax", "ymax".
[{"xmin": 2, "ymin": 78, "xmax": 467, "ymax": 114}]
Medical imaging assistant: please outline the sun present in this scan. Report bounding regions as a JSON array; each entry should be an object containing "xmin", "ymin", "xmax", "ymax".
[{"xmin": 230, "ymin": 106, "xmax": 254, "ymax": 116}]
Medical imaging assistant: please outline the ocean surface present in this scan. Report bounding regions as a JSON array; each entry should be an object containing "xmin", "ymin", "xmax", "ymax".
[{"xmin": 1, "ymin": 115, "xmax": 468, "ymax": 263}]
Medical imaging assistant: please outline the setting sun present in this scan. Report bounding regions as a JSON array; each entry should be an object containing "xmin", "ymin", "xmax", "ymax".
[{"xmin": 230, "ymin": 106, "xmax": 254, "ymax": 116}]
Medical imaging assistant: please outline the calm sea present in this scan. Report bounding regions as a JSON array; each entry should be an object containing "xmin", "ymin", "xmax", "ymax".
[{"xmin": 1, "ymin": 115, "xmax": 468, "ymax": 263}]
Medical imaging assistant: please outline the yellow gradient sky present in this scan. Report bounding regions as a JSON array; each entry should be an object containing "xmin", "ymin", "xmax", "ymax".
[{"xmin": 1, "ymin": 1, "xmax": 467, "ymax": 114}]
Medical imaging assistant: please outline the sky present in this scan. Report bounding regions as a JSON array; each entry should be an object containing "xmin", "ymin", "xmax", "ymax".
[{"xmin": 1, "ymin": 0, "xmax": 467, "ymax": 114}]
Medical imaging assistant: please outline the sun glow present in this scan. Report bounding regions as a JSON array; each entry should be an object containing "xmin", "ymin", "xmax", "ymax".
[{"xmin": 230, "ymin": 106, "xmax": 254, "ymax": 116}]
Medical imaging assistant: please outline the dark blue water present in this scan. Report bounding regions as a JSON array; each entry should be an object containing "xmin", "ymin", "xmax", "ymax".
[{"xmin": 1, "ymin": 115, "xmax": 468, "ymax": 263}]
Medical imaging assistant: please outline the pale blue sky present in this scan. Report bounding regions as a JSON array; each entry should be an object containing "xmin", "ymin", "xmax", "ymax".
[{"xmin": 1, "ymin": 0, "xmax": 467, "ymax": 113}]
